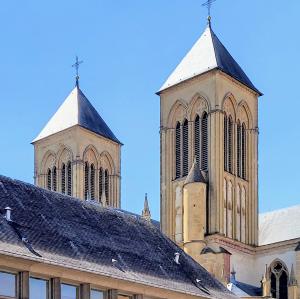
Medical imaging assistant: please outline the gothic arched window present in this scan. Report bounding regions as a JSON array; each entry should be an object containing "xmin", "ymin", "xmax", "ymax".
[
  {"xmin": 90, "ymin": 164, "xmax": 95, "ymax": 200},
  {"xmin": 182, "ymin": 119, "xmax": 189, "ymax": 176},
  {"xmin": 47, "ymin": 168, "xmax": 52, "ymax": 191},
  {"xmin": 270, "ymin": 261, "xmax": 288, "ymax": 299},
  {"xmin": 67, "ymin": 162, "xmax": 72, "ymax": 196},
  {"xmin": 194, "ymin": 115, "xmax": 200, "ymax": 165},
  {"xmin": 84, "ymin": 162, "xmax": 89, "ymax": 200},
  {"xmin": 99, "ymin": 168, "xmax": 103, "ymax": 200},
  {"xmin": 237, "ymin": 122, "xmax": 241, "ymax": 177},
  {"xmin": 224, "ymin": 114, "xmax": 228, "ymax": 171},
  {"xmin": 201, "ymin": 112, "xmax": 208, "ymax": 170},
  {"xmin": 61, "ymin": 163, "xmax": 66, "ymax": 194},
  {"xmin": 105, "ymin": 170, "xmax": 109, "ymax": 205},
  {"xmin": 175, "ymin": 122, "xmax": 181, "ymax": 179},
  {"xmin": 52, "ymin": 166, "xmax": 57, "ymax": 192},
  {"xmin": 228, "ymin": 117, "xmax": 233, "ymax": 174},
  {"xmin": 241, "ymin": 123, "xmax": 247, "ymax": 180}
]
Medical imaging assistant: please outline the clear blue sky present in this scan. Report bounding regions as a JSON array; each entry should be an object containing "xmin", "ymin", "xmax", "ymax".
[{"xmin": 0, "ymin": 1, "xmax": 299, "ymax": 220}]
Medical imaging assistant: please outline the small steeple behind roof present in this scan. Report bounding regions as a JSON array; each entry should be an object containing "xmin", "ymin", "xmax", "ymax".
[
  {"xmin": 184, "ymin": 157, "xmax": 206, "ymax": 185},
  {"xmin": 142, "ymin": 193, "xmax": 151, "ymax": 221}
]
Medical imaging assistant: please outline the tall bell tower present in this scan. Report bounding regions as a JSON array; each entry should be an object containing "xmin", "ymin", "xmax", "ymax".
[{"xmin": 158, "ymin": 19, "xmax": 261, "ymax": 253}]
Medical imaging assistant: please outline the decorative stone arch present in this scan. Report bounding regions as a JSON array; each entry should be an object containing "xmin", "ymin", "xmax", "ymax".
[
  {"xmin": 189, "ymin": 93, "xmax": 210, "ymax": 121},
  {"xmin": 237, "ymin": 101, "xmax": 253, "ymax": 128},
  {"xmin": 167, "ymin": 99, "xmax": 188, "ymax": 128},
  {"xmin": 83, "ymin": 145, "xmax": 99, "ymax": 167},
  {"xmin": 57, "ymin": 145, "xmax": 73, "ymax": 168},
  {"xmin": 41, "ymin": 150, "xmax": 56, "ymax": 174},
  {"xmin": 268, "ymin": 259, "xmax": 289, "ymax": 299},
  {"xmin": 222, "ymin": 93, "xmax": 237, "ymax": 121},
  {"xmin": 99, "ymin": 151, "xmax": 115, "ymax": 174}
]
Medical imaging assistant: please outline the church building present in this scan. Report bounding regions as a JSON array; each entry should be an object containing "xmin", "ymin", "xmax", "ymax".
[{"xmin": 0, "ymin": 8, "xmax": 299, "ymax": 299}]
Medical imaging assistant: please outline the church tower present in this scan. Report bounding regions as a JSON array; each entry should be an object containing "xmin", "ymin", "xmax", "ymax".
[
  {"xmin": 32, "ymin": 80, "xmax": 121, "ymax": 207},
  {"xmin": 158, "ymin": 19, "xmax": 261, "ymax": 250}
]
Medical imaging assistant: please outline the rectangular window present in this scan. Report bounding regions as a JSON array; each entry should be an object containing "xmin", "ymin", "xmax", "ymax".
[
  {"xmin": 91, "ymin": 289, "xmax": 104, "ymax": 299},
  {"xmin": 0, "ymin": 271, "xmax": 16, "ymax": 298},
  {"xmin": 29, "ymin": 277, "xmax": 49, "ymax": 299},
  {"xmin": 61, "ymin": 284, "xmax": 79, "ymax": 299}
]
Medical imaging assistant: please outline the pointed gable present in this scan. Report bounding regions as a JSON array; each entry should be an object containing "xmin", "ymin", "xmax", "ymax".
[
  {"xmin": 159, "ymin": 24, "xmax": 261, "ymax": 95},
  {"xmin": 33, "ymin": 86, "xmax": 121, "ymax": 144}
]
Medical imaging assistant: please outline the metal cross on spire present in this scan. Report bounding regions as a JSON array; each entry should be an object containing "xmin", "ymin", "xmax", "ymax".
[
  {"xmin": 202, "ymin": 0, "xmax": 216, "ymax": 24},
  {"xmin": 72, "ymin": 56, "xmax": 83, "ymax": 87}
]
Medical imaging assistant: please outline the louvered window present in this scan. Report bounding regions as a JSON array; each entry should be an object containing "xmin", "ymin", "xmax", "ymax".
[
  {"xmin": 242, "ymin": 124, "xmax": 246, "ymax": 180},
  {"xmin": 224, "ymin": 115, "xmax": 228, "ymax": 171},
  {"xmin": 99, "ymin": 168, "xmax": 103, "ymax": 200},
  {"xmin": 194, "ymin": 115, "xmax": 200, "ymax": 164},
  {"xmin": 201, "ymin": 112, "xmax": 208, "ymax": 170},
  {"xmin": 90, "ymin": 164, "xmax": 95, "ymax": 200},
  {"xmin": 61, "ymin": 163, "xmax": 66, "ymax": 194},
  {"xmin": 182, "ymin": 119, "xmax": 189, "ymax": 176},
  {"xmin": 52, "ymin": 166, "xmax": 57, "ymax": 192},
  {"xmin": 105, "ymin": 170, "xmax": 109, "ymax": 205},
  {"xmin": 175, "ymin": 122, "xmax": 181, "ymax": 179},
  {"xmin": 47, "ymin": 169, "xmax": 52, "ymax": 190},
  {"xmin": 84, "ymin": 162, "xmax": 89, "ymax": 199},
  {"xmin": 67, "ymin": 162, "xmax": 72, "ymax": 196},
  {"xmin": 228, "ymin": 117, "xmax": 233, "ymax": 173},
  {"xmin": 237, "ymin": 123, "xmax": 241, "ymax": 177}
]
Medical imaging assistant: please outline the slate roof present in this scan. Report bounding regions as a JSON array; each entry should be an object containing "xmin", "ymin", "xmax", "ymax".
[
  {"xmin": 259, "ymin": 205, "xmax": 300, "ymax": 246},
  {"xmin": 159, "ymin": 24, "xmax": 261, "ymax": 95},
  {"xmin": 33, "ymin": 86, "xmax": 121, "ymax": 144},
  {"xmin": 0, "ymin": 175, "xmax": 237, "ymax": 299}
]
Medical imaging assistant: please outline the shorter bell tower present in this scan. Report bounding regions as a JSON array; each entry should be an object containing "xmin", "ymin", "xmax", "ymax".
[{"xmin": 32, "ymin": 80, "xmax": 122, "ymax": 207}]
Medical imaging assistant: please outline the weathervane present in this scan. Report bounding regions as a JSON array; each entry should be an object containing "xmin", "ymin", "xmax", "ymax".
[
  {"xmin": 202, "ymin": 0, "xmax": 216, "ymax": 24},
  {"xmin": 72, "ymin": 56, "xmax": 83, "ymax": 87}
]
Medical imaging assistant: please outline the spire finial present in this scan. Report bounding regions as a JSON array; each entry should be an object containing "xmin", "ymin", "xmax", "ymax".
[
  {"xmin": 72, "ymin": 56, "xmax": 83, "ymax": 87},
  {"xmin": 202, "ymin": 0, "xmax": 216, "ymax": 25},
  {"xmin": 142, "ymin": 193, "xmax": 151, "ymax": 221}
]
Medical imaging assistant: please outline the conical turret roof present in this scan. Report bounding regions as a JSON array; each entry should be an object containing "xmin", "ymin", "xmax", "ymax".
[
  {"xmin": 159, "ymin": 24, "xmax": 261, "ymax": 95},
  {"xmin": 33, "ymin": 86, "xmax": 120, "ymax": 144},
  {"xmin": 184, "ymin": 158, "xmax": 206, "ymax": 185}
]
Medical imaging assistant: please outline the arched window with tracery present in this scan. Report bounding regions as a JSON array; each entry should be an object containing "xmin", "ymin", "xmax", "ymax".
[
  {"xmin": 99, "ymin": 167, "xmax": 103, "ymax": 200},
  {"xmin": 194, "ymin": 115, "xmax": 200, "ymax": 164},
  {"xmin": 47, "ymin": 168, "xmax": 52, "ymax": 191},
  {"xmin": 175, "ymin": 122, "xmax": 181, "ymax": 179},
  {"xmin": 67, "ymin": 162, "xmax": 72, "ymax": 196},
  {"xmin": 90, "ymin": 164, "xmax": 95, "ymax": 200},
  {"xmin": 52, "ymin": 166, "xmax": 57, "ymax": 192},
  {"xmin": 270, "ymin": 261, "xmax": 288, "ymax": 299},
  {"xmin": 61, "ymin": 163, "xmax": 66, "ymax": 194},
  {"xmin": 84, "ymin": 162, "xmax": 89, "ymax": 200},
  {"xmin": 182, "ymin": 119, "xmax": 189, "ymax": 176},
  {"xmin": 105, "ymin": 169, "xmax": 109, "ymax": 205},
  {"xmin": 241, "ymin": 123, "xmax": 247, "ymax": 180},
  {"xmin": 201, "ymin": 112, "xmax": 208, "ymax": 170}
]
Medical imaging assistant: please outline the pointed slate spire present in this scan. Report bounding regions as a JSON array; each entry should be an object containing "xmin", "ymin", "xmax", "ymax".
[
  {"xmin": 159, "ymin": 23, "xmax": 261, "ymax": 95},
  {"xmin": 142, "ymin": 193, "xmax": 151, "ymax": 221},
  {"xmin": 184, "ymin": 157, "xmax": 206, "ymax": 185},
  {"xmin": 33, "ymin": 86, "xmax": 121, "ymax": 144},
  {"xmin": 289, "ymin": 264, "xmax": 298, "ymax": 286}
]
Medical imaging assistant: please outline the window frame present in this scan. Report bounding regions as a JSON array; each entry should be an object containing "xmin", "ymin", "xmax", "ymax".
[
  {"xmin": 29, "ymin": 276, "xmax": 50, "ymax": 299},
  {"xmin": 61, "ymin": 282, "xmax": 79, "ymax": 299},
  {"xmin": 0, "ymin": 270, "xmax": 17, "ymax": 299}
]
